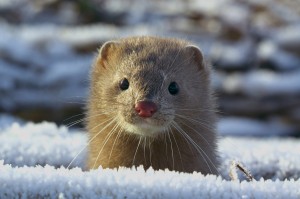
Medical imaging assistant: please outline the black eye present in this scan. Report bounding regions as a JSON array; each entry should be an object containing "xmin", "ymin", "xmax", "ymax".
[
  {"xmin": 168, "ymin": 82, "xmax": 179, "ymax": 95},
  {"xmin": 119, "ymin": 78, "xmax": 129, "ymax": 90}
]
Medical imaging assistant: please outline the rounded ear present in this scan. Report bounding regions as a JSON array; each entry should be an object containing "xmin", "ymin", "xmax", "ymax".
[
  {"xmin": 185, "ymin": 45, "xmax": 205, "ymax": 70},
  {"xmin": 96, "ymin": 41, "xmax": 119, "ymax": 69}
]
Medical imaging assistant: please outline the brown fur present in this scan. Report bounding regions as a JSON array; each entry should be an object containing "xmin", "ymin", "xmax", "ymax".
[{"xmin": 87, "ymin": 36, "xmax": 219, "ymax": 174}]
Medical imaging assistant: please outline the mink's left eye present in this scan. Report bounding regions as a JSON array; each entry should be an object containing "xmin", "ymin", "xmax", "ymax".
[{"xmin": 168, "ymin": 82, "xmax": 179, "ymax": 95}]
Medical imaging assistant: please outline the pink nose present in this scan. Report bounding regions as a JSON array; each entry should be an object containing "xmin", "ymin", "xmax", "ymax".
[{"xmin": 135, "ymin": 101, "xmax": 158, "ymax": 118}]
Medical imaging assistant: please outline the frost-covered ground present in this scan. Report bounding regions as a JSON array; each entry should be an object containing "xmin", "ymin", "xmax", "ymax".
[
  {"xmin": 1, "ymin": 163, "xmax": 299, "ymax": 199},
  {"xmin": 0, "ymin": 121, "xmax": 299, "ymax": 198}
]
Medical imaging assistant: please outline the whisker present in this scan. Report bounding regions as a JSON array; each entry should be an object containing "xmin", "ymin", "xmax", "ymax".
[
  {"xmin": 143, "ymin": 137, "xmax": 147, "ymax": 164},
  {"xmin": 178, "ymin": 120, "xmax": 214, "ymax": 150},
  {"xmin": 63, "ymin": 113, "xmax": 86, "ymax": 122},
  {"xmin": 88, "ymin": 97, "xmax": 129, "ymax": 107},
  {"xmin": 164, "ymin": 132, "xmax": 168, "ymax": 161},
  {"xmin": 149, "ymin": 139, "xmax": 153, "ymax": 166},
  {"xmin": 67, "ymin": 117, "xmax": 115, "ymax": 169},
  {"xmin": 170, "ymin": 122, "xmax": 196, "ymax": 157},
  {"xmin": 171, "ymin": 122, "xmax": 219, "ymax": 175},
  {"xmin": 64, "ymin": 101, "xmax": 87, "ymax": 105},
  {"xmin": 172, "ymin": 53, "xmax": 195, "ymax": 72},
  {"xmin": 174, "ymin": 108, "xmax": 224, "ymax": 114},
  {"xmin": 175, "ymin": 113, "xmax": 215, "ymax": 132},
  {"xmin": 65, "ymin": 111, "xmax": 114, "ymax": 128},
  {"xmin": 170, "ymin": 124, "xmax": 195, "ymax": 156},
  {"xmin": 92, "ymin": 120, "xmax": 120, "ymax": 169},
  {"xmin": 108, "ymin": 123, "xmax": 123, "ymax": 164},
  {"xmin": 169, "ymin": 126, "xmax": 184, "ymax": 171},
  {"xmin": 172, "ymin": 122, "xmax": 212, "ymax": 174},
  {"xmin": 188, "ymin": 137, "xmax": 219, "ymax": 175},
  {"xmin": 57, "ymin": 96, "xmax": 87, "ymax": 104},
  {"xmin": 167, "ymin": 47, "xmax": 182, "ymax": 71},
  {"xmin": 66, "ymin": 118, "xmax": 86, "ymax": 128},
  {"xmin": 132, "ymin": 137, "xmax": 142, "ymax": 166},
  {"xmin": 167, "ymin": 128, "xmax": 175, "ymax": 170}
]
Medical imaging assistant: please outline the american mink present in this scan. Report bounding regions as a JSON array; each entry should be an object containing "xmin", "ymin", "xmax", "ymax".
[{"xmin": 87, "ymin": 36, "xmax": 219, "ymax": 174}]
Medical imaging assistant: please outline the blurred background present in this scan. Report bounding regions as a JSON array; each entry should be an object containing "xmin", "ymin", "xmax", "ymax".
[{"xmin": 0, "ymin": 0, "xmax": 299, "ymax": 137}]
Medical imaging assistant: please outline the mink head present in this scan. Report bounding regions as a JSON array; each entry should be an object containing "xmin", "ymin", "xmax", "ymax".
[{"xmin": 90, "ymin": 36, "xmax": 214, "ymax": 138}]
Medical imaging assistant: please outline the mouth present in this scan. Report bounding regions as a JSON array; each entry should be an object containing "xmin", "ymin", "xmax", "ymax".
[{"xmin": 122, "ymin": 119, "xmax": 168, "ymax": 137}]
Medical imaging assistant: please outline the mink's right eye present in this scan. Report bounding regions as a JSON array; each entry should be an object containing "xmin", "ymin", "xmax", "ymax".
[{"xmin": 119, "ymin": 78, "xmax": 129, "ymax": 90}]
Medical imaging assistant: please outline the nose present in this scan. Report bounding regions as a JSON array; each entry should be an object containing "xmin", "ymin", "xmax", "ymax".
[{"xmin": 135, "ymin": 101, "xmax": 158, "ymax": 118}]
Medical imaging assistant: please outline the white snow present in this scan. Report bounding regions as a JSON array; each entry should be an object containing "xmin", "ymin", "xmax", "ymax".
[
  {"xmin": 258, "ymin": 40, "xmax": 300, "ymax": 70},
  {"xmin": 273, "ymin": 25, "xmax": 300, "ymax": 48},
  {"xmin": 1, "ymin": 162, "xmax": 299, "ymax": 199},
  {"xmin": 210, "ymin": 39, "xmax": 254, "ymax": 69},
  {"xmin": 0, "ymin": 122, "xmax": 87, "ymax": 168},
  {"xmin": 222, "ymin": 69, "xmax": 300, "ymax": 97},
  {"xmin": 0, "ymin": 122, "xmax": 299, "ymax": 198},
  {"xmin": 218, "ymin": 117, "xmax": 294, "ymax": 136},
  {"xmin": 189, "ymin": 0, "xmax": 231, "ymax": 16}
]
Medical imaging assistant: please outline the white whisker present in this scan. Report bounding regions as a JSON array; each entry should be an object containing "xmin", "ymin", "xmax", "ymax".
[
  {"xmin": 149, "ymin": 139, "xmax": 153, "ymax": 166},
  {"xmin": 169, "ymin": 126, "xmax": 184, "ymax": 171},
  {"xmin": 66, "ymin": 111, "xmax": 114, "ymax": 128},
  {"xmin": 179, "ymin": 120, "xmax": 214, "ymax": 150},
  {"xmin": 164, "ymin": 132, "xmax": 168, "ymax": 161},
  {"xmin": 143, "ymin": 137, "xmax": 147, "ymax": 164},
  {"xmin": 67, "ymin": 117, "xmax": 115, "ymax": 169},
  {"xmin": 108, "ymin": 123, "xmax": 123, "ymax": 164},
  {"xmin": 92, "ymin": 120, "xmax": 120, "ymax": 169},
  {"xmin": 132, "ymin": 137, "xmax": 142, "ymax": 166},
  {"xmin": 171, "ymin": 122, "xmax": 219, "ymax": 175},
  {"xmin": 167, "ymin": 128, "xmax": 175, "ymax": 170},
  {"xmin": 175, "ymin": 113, "xmax": 215, "ymax": 132}
]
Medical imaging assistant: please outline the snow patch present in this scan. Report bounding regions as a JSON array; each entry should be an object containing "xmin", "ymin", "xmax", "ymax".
[
  {"xmin": 0, "ymin": 121, "xmax": 299, "ymax": 198},
  {"xmin": 218, "ymin": 117, "xmax": 294, "ymax": 136}
]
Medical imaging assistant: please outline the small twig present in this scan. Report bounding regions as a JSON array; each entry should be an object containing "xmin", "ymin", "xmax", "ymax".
[{"xmin": 229, "ymin": 160, "xmax": 254, "ymax": 182}]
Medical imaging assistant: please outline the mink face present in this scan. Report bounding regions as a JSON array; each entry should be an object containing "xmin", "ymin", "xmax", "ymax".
[
  {"xmin": 90, "ymin": 37, "xmax": 213, "ymax": 138},
  {"xmin": 87, "ymin": 36, "xmax": 219, "ymax": 174}
]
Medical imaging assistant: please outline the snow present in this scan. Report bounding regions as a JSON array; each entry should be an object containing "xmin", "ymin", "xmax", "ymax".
[
  {"xmin": 243, "ymin": 70, "xmax": 300, "ymax": 97},
  {"xmin": 189, "ymin": 0, "xmax": 231, "ymax": 16},
  {"xmin": 273, "ymin": 25, "xmax": 300, "ymax": 49},
  {"xmin": 1, "ymin": 162, "xmax": 299, "ymax": 199},
  {"xmin": 0, "ymin": 122, "xmax": 299, "ymax": 198},
  {"xmin": 258, "ymin": 40, "xmax": 300, "ymax": 70},
  {"xmin": 210, "ymin": 39, "xmax": 254, "ymax": 69},
  {"xmin": 0, "ymin": 122, "xmax": 87, "ymax": 168},
  {"xmin": 219, "ymin": 4, "xmax": 250, "ymax": 28},
  {"xmin": 218, "ymin": 117, "xmax": 294, "ymax": 136},
  {"xmin": 222, "ymin": 69, "xmax": 300, "ymax": 97}
]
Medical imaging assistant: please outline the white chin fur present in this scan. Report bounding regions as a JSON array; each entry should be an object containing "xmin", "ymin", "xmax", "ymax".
[{"xmin": 123, "ymin": 122, "xmax": 166, "ymax": 137}]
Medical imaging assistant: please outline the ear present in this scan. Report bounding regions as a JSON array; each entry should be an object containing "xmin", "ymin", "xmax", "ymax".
[
  {"xmin": 95, "ymin": 41, "xmax": 119, "ymax": 69},
  {"xmin": 185, "ymin": 45, "xmax": 205, "ymax": 70}
]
